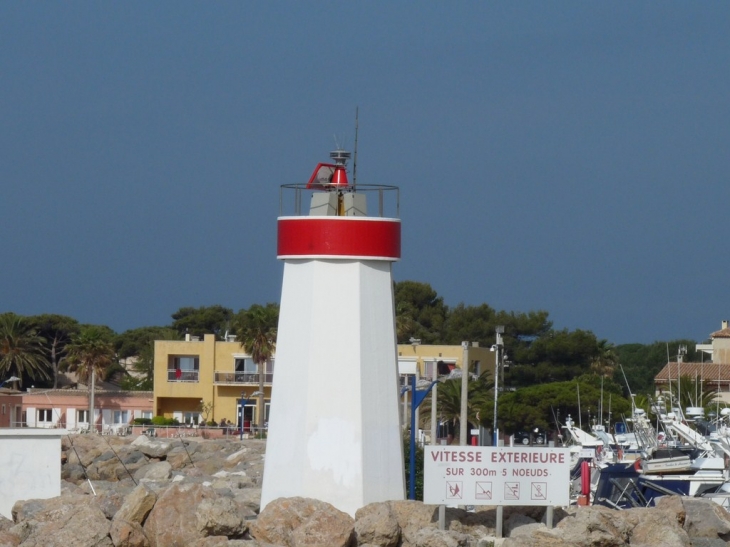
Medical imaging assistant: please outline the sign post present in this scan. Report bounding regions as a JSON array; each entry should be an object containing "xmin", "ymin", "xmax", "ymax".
[{"xmin": 424, "ymin": 446, "xmax": 570, "ymax": 508}]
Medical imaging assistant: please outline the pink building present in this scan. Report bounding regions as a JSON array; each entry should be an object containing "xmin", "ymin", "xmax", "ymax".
[{"xmin": 0, "ymin": 388, "xmax": 153, "ymax": 432}]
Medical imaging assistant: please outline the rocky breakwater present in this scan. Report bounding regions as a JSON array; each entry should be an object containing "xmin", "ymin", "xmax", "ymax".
[{"xmin": 2, "ymin": 434, "xmax": 730, "ymax": 546}]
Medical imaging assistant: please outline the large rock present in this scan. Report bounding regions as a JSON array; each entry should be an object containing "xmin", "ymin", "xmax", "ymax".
[
  {"xmin": 250, "ymin": 497, "xmax": 354, "ymax": 547},
  {"xmin": 131, "ymin": 436, "xmax": 175, "ymax": 459},
  {"xmin": 680, "ymin": 497, "xmax": 730, "ymax": 540},
  {"xmin": 626, "ymin": 506, "xmax": 690, "ymax": 547},
  {"xmin": 502, "ymin": 503, "xmax": 692, "ymax": 547},
  {"xmin": 196, "ymin": 497, "xmax": 247, "ymax": 538},
  {"xmin": 134, "ymin": 461, "xmax": 172, "ymax": 482},
  {"xmin": 109, "ymin": 483, "xmax": 158, "ymax": 547},
  {"xmin": 143, "ymin": 483, "xmax": 239, "ymax": 546},
  {"xmin": 11, "ymin": 494, "xmax": 112, "ymax": 547},
  {"xmin": 354, "ymin": 502, "xmax": 400, "ymax": 547}
]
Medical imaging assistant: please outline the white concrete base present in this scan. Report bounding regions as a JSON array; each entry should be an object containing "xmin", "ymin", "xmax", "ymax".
[
  {"xmin": 261, "ymin": 259, "xmax": 405, "ymax": 516},
  {"xmin": 0, "ymin": 429, "xmax": 66, "ymax": 518}
]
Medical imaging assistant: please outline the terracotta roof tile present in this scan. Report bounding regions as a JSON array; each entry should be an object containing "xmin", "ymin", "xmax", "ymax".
[
  {"xmin": 655, "ymin": 362, "xmax": 730, "ymax": 382},
  {"xmin": 711, "ymin": 328, "xmax": 730, "ymax": 338}
]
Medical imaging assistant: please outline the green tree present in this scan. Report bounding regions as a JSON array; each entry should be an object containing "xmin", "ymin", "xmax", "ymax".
[
  {"xmin": 171, "ymin": 305, "xmax": 233, "ymax": 338},
  {"xmin": 615, "ymin": 339, "xmax": 701, "ymax": 396},
  {"xmin": 394, "ymin": 281, "xmax": 448, "ymax": 344},
  {"xmin": 117, "ymin": 326, "xmax": 178, "ymax": 391},
  {"xmin": 116, "ymin": 326, "xmax": 180, "ymax": 359},
  {"xmin": 64, "ymin": 326, "xmax": 116, "ymax": 384},
  {"xmin": 442, "ymin": 303, "xmax": 496, "ymax": 346},
  {"xmin": 0, "ymin": 313, "xmax": 50, "ymax": 387},
  {"xmin": 235, "ymin": 303, "xmax": 278, "ymax": 434},
  {"xmin": 507, "ymin": 329, "xmax": 600, "ymax": 387},
  {"xmin": 494, "ymin": 377, "xmax": 631, "ymax": 437},
  {"xmin": 444, "ymin": 306, "xmax": 552, "ymax": 353},
  {"xmin": 26, "ymin": 314, "xmax": 80, "ymax": 388}
]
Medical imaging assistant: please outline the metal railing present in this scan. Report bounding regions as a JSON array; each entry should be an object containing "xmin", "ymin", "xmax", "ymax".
[
  {"xmin": 279, "ymin": 183, "xmax": 400, "ymax": 218},
  {"xmin": 167, "ymin": 370, "xmax": 199, "ymax": 382},
  {"xmin": 214, "ymin": 372, "xmax": 273, "ymax": 385}
]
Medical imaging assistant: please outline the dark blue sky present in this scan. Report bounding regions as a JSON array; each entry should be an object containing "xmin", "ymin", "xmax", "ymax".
[{"xmin": 2, "ymin": 3, "xmax": 728, "ymax": 344}]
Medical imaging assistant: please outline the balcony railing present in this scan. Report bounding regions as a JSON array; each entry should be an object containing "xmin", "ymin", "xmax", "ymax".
[
  {"xmin": 214, "ymin": 372, "xmax": 273, "ymax": 385},
  {"xmin": 168, "ymin": 370, "xmax": 200, "ymax": 382}
]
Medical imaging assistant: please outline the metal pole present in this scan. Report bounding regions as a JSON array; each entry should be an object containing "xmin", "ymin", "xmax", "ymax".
[
  {"xmin": 496, "ymin": 505, "xmax": 503, "ymax": 537},
  {"xmin": 460, "ymin": 342, "xmax": 469, "ymax": 445},
  {"xmin": 493, "ymin": 326, "xmax": 504, "ymax": 446},
  {"xmin": 431, "ymin": 383, "xmax": 438, "ymax": 446},
  {"xmin": 89, "ymin": 368, "xmax": 96, "ymax": 433},
  {"xmin": 409, "ymin": 374, "xmax": 417, "ymax": 500},
  {"xmin": 414, "ymin": 367, "xmax": 421, "ymax": 437}
]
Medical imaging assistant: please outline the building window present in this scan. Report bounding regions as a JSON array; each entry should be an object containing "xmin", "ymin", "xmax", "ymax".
[
  {"xmin": 141, "ymin": 411, "xmax": 152, "ymax": 419},
  {"xmin": 232, "ymin": 357, "xmax": 275, "ymax": 383},
  {"xmin": 1, "ymin": 404, "xmax": 5, "ymax": 415},
  {"xmin": 168, "ymin": 355, "xmax": 200, "ymax": 382},
  {"xmin": 113, "ymin": 410, "xmax": 130, "ymax": 424},
  {"xmin": 182, "ymin": 412, "xmax": 201, "ymax": 425},
  {"xmin": 38, "ymin": 409, "xmax": 53, "ymax": 423},
  {"xmin": 234, "ymin": 357, "xmax": 258, "ymax": 382},
  {"xmin": 77, "ymin": 409, "xmax": 89, "ymax": 423},
  {"xmin": 424, "ymin": 360, "xmax": 455, "ymax": 380}
]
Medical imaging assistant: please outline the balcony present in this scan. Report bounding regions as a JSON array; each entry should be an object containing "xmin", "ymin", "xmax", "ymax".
[
  {"xmin": 168, "ymin": 370, "xmax": 199, "ymax": 382},
  {"xmin": 214, "ymin": 372, "xmax": 273, "ymax": 385}
]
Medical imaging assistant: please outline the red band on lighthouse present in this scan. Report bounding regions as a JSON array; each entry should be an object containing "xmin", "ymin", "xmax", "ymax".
[{"xmin": 277, "ymin": 217, "xmax": 401, "ymax": 260}]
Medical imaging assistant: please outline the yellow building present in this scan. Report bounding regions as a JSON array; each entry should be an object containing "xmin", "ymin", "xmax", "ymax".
[
  {"xmin": 153, "ymin": 334, "xmax": 273, "ymax": 430},
  {"xmin": 153, "ymin": 334, "xmax": 494, "ymax": 430},
  {"xmin": 396, "ymin": 341, "xmax": 495, "ymax": 381}
]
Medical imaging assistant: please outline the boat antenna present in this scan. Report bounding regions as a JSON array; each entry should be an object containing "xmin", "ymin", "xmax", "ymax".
[
  {"xmin": 600, "ymin": 375, "xmax": 604, "ymax": 426},
  {"xmin": 352, "ymin": 106, "xmax": 359, "ymax": 187}
]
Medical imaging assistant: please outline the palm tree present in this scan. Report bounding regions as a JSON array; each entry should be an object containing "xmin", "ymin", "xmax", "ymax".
[
  {"xmin": 420, "ymin": 375, "xmax": 491, "ymax": 443},
  {"xmin": 591, "ymin": 339, "xmax": 618, "ymax": 378},
  {"xmin": 64, "ymin": 326, "xmax": 116, "ymax": 384},
  {"xmin": 0, "ymin": 314, "xmax": 50, "ymax": 387},
  {"xmin": 236, "ymin": 304, "xmax": 278, "ymax": 435}
]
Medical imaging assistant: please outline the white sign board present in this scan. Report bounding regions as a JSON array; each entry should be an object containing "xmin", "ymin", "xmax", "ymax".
[{"xmin": 424, "ymin": 446, "xmax": 571, "ymax": 506}]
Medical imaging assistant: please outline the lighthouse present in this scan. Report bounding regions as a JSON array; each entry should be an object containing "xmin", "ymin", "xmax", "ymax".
[{"xmin": 260, "ymin": 148, "xmax": 404, "ymax": 516}]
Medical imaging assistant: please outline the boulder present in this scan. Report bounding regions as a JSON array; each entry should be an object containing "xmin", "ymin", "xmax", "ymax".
[
  {"xmin": 400, "ymin": 526, "xmax": 471, "ymax": 547},
  {"xmin": 680, "ymin": 497, "xmax": 730, "ymax": 540},
  {"xmin": 354, "ymin": 502, "xmax": 400, "ymax": 547},
  {"xmin": 134, "ymin": 461, "xmax": 172, "ymax": 482},
  {"xmin": 131, "ymin": 436, "xmax": 174, "ymax": 459},
  {"xmin": 95, "ymin": 487, "xmax": 131, "ymax": 519},
  {"xmin": 196, "ymin": 497, "xmax": 247, "ymax": 537},
  {"xmin": 625, "ymin": 506, "xmax": 690, "ymax": 547},
  {"xmin": 250, "ymin": 497, "xmax": 354, "ymax": 547},
  {"xmin": 143, "ymin": 483, "xmax": 223, "ymax": 546},
  {"xmin": 109, "ymin": 483, "xmax": 158, "ymax": 547},
  {"xmin": 11, "ymin": 494, "xmax": 112, "ymax": 547}
]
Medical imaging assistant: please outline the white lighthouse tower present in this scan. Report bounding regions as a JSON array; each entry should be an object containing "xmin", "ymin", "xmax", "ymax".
[{"xmin": 260, "ymin": 149, "xmax": 404, "ymax": 516}]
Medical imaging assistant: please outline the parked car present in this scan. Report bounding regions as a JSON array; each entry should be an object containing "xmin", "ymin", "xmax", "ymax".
[{"xmin": 513, "ymin": 427, "xmax": 546, "ymax": 446}]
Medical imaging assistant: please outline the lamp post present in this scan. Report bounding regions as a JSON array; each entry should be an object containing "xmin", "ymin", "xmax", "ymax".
[
  {"xmin": 406, "ymin": 375, "xmax": 440, "ymax": 500},
  {"xmin": 493, "ymin": 326, "xmax": 504, "ymax": 447}
]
